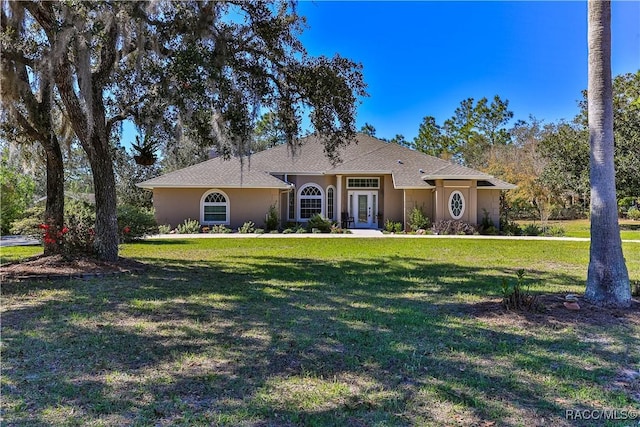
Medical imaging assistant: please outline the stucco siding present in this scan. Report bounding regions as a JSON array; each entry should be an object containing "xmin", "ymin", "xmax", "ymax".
[
  {"xmin": 383, "ymin": 177, "xmax": 404, "ymax": 226},
  {"xmin": 477, "ymin": 189, "xmax": 502, "ymax": 228},
  {"xmin": 403, "ymin": 189, "xmax": 433, "ymax": 228},
  {"xmin": 152, "ymin": 187, "xmax": 281, "ymax": 229}
]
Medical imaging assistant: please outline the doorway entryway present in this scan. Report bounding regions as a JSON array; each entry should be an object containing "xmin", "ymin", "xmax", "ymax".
[{"xmin": 348, "ymin": 190, "xmax": 378, "ymax": 228}]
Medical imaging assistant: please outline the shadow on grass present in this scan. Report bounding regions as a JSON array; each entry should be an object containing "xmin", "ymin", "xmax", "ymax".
[{"xmin": 2, "ymin": 256, "xmax": 637, "ymax": 426}]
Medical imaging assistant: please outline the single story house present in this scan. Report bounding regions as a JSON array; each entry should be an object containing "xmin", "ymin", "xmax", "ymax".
[{"xmin": 137, "ymin": 134, "xmax": 515, "ymax": 230}]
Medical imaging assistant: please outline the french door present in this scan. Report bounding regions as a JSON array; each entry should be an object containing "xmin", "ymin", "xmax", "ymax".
[{"xmin": 349, "ymin": 191, "xmax": 378, "ymax": 228}]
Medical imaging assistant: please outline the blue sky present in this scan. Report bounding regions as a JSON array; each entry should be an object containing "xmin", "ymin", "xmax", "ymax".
[{"xmin": 296, "ymin": 0, "xmax": 640, "ymax": 141}]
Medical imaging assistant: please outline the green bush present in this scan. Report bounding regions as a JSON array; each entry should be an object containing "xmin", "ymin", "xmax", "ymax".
[
  {"xmin": 544, "ymin": 225, "xmax": 566, "ymax": 237},
  {"xmin": 9, "ymin": 205, "xmax": 45, "ymax": 238},
  {"xmin": 209, "ymin": 224, "xmax": 232, "ymax": 234},
  {"xmin": 177, "ymin": 218, "xmax": 201, "ymax": 234},
  {"xmin": 522, "ymin": 223, "xmax": 542, "ymax": 236},
  {"xmin": 618, "ymin": 197, "xmax": 637, "ymax": 216},
  {"xmin": 384, "ymin": 219, "xmax": 404, "ymax": 233},
  {"xmin": 408, "ymin": 206, "xmax": 430, "ymax": 231},
  {"xmin": 0, "ymin": 155, "xmax": 36, "ymax": 235},
  {"xmin": 158, "ymin": 224, "xmax": 172, "ymax": 234},
  {"xmin": 238, "ymin": 221, "xmax": 256, "ymax": 234},
  {"xmin": 264, "ymin": 204, "xmax": 279, "ymax": 231},
  {"xmin": 500, "ymin": 219, "xmax": 522, "ymax": 236},
  {"xmin": 307, "ymin": 214, "xmax": 332, "ymax": 233},
  {"xmin": 117, "ymin": 205, "xmax": 158, "ymax": 242},
  {"xmin": 62, "ymin": 210, "xmax": 96, "ymax": 255},
  {"xmin": 478, "ymin": 210, "xmax": 498, "ymax": 235},
  {"xmin": 627, "ymin": 207, "xmax": 640, "ymax": 221}
]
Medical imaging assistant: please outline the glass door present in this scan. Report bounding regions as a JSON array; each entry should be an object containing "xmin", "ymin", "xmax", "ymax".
[{"xmin": 350, "ymin": 191, "xmax": 378, "ymax": 228}]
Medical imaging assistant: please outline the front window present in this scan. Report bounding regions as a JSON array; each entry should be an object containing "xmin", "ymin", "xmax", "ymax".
[
  {"xmin": 449, "ymin": 191, "xmax": 465, "ymax": 220},
  {"xmin": 298, "ymin": 184, "xmax": 323, "ymax": 220},
  {"xmin": 201, "ymin": 190, "xmax": 229, "ymax": 224},
  {"xmin": 288, "ymin": 191, "xmax": 295, "ymax": 220},
  {"xmin": 347, "ymin": 177, "xmax": 379, "ymax": 189},
  {"xmin": 326, "ymin": 186, "xmax": 335, "ymax": 220}
]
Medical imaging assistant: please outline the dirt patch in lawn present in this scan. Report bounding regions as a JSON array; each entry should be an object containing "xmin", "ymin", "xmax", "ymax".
[
  {"xmin": 467, "ymin": 295, "xmax": 640, "ymax": 403},
  {"xmin": 0, "ymin": 254, "xmax": 148, "ymax": 281},
  {"xmin": 467, "ymin": 294, "xmax": 640, "ymax": 327}
]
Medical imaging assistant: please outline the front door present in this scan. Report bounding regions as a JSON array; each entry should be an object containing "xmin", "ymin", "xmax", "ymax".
[{"xmin": 349, "ymin": 191, "xmax": 378, "ymax": 228}]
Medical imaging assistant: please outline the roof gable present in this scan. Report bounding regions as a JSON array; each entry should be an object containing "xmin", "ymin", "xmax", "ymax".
[{"xmin": 138, "ymin": 134, "xmax": 516, "ymax": 190}]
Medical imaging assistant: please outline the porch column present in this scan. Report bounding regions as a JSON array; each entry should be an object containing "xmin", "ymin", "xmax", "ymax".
[
  {"xmin": 435, "ymin": 180, "xmax": 444, "ymax": 221},
  {"xmin": 336, "ymin": 174, "xmax": 343, "ymax": 219},
  {"xmin": 403, "ymin": 190, "xmax": 407, "ymax": 231},
  {"xmin": 469, "ymin": 181, "xmax": 478, "ymax": 225}
]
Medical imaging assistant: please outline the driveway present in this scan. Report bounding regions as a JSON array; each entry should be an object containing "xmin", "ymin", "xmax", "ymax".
[{"xmin": 0, "ymin": 235, "xmax": 41, "ymax": 247}]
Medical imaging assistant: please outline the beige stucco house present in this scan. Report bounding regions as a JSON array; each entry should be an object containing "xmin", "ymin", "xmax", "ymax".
[{"xmin": 137, "ymin": 134, "xmax": 515, "ymax": 230}]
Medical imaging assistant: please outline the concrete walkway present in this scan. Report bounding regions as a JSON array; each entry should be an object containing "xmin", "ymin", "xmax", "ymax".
[
  {"xmin": 2, "ymin": 231, "xmax": 638, "ymax": 246},
  {"xmin": 145, "ymin": 230, "xmax": 640, "ymax": 243}
]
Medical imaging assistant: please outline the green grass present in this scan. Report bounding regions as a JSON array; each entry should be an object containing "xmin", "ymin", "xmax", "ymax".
[
  {"xmin": 519, "ymin": 219, "xmax": 640, "ymax": 240},
  {"xmin": 2, "ymin": 238, "xmax": 639, "ymax": 426}
]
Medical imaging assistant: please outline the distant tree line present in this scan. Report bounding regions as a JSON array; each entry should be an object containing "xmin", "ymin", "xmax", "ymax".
[{"xmin": 370, "ymin": 71, "xmax": 639, "ymax": 221}]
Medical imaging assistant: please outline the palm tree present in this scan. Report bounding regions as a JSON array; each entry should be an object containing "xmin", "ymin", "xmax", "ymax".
[{"xmin": 585, "ymin": 0, "xmax": 631, "ymax": 308}]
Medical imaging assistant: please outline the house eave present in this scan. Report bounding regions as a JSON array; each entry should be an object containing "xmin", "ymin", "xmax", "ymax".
[
  {"xmin": 477, "ymin": 184, "xmax": 518, "ymax": 190},
  {"xmin": 421, "ymin": 174, "xmax": 489, "ymax": 181},
  {"xmin": 136, "ymin": 183, "xmax": 291, "ymax": 190},
  {"xmin": 327, "ymin": 170, "xmax": 393, "ymax": 175}
]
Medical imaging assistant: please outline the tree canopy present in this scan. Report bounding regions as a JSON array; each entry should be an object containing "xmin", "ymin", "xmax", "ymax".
[{"xmin": 1, "ymin": 0, "xmax": 366, "ymax": 260}]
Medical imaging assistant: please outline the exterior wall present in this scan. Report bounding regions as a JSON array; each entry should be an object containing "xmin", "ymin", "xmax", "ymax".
[
  {"xmin": 287, "ymin": 175, "xmax": 336, "ymax": 222},
  {"xmin": 403, "ymin": 189, "xmax": 434, "ymax": 229},
  {"xmin": 477, "ymin": 189, "xmax": 502, "ymax": 228},
  {"xmin": 152, "ymin": 187, "xmax": 280, "ymax": 230},
  {"xmin": 335, "ymin": 174, "xmax": 403, "ymax": 229},
  {"xmin": 382, "ymin": 176, "xmax": 404, "ymax": 226},
  {"xmin": 434, "ymin": 180, "xmax": 479, "ymax": 225}
]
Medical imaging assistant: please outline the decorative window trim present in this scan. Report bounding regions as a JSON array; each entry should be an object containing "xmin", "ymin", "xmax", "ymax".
[
  {"xmin": 288, "ymin": 190, "xmax": 295, "ymax": 220},
  {"xmin": 200, "ymin": 189, "xmax": 230, "ymax": 225},
  {"xmin": 297, "ymin": 183, "xmax": 324, "ymax": 221},
  {"xmin": 346, "ymin": 177, "xmax": 380, "ymax": 189},
  {"xmin": 448, "ymin": 190, "xmax": 465, "ymax": 220},
  {"xmin": 326, "ymin": 185, "xmax": 336, "ymax": 220}
]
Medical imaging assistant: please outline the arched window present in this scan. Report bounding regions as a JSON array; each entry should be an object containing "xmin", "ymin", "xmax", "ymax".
[
  {"xmin": 201, "ymin": 190, "xmax": 230, "ymax": 224},
  {"xmin": 448, "ymin": 190, "xmax": 465, "ymax": 220},
  {"xmin": 326, "ymin": 186, "xmax": 336, "ymax": 220},
  {"xmin": 298, "ymin": 184, "xmax": 323, "ymax": 220}
]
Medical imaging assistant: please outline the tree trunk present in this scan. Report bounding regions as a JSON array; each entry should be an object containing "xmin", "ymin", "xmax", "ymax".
[
  {"xmin": 585, "ymin": 0, "xmax": 631, "ymax": 308},
  {"xmin": 43, "ymin": 138, "xmax": 65, "ymax": 256},
  {"xmin": 87, "ymin": 134, "xmax": 119, "ymax": 262}
]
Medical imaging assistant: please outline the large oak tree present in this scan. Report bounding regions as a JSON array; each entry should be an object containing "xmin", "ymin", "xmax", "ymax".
[
  {"xmin": 4, "ymin": 1, "xmax": 365, "ymax": 261},
  {"xmin": 1, "ymin": 2, "xmax": 65, "ymax": 255}
]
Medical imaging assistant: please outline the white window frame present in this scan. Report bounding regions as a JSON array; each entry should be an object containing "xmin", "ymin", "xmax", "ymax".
[
  {"xmin": 201, "ymin": 189, "xmax": 230, "ymax": 225},
  {"xmin": 288, "ymin": 190, "xmax": 296, "ymax": 221},
  {"xmin": 346, "ymin": 177, "xmax": 380, "ymax": 189},
  {"xmin": 326, "ymin": 185, "xmax": 336, "ymax": 220},
  {"xmin": 448, "ymin": 190, "xmax": 465, "ymax": 220},
  {"xmin": 297, "ymin": 183, "xmax": 324, "ymax": 221}
]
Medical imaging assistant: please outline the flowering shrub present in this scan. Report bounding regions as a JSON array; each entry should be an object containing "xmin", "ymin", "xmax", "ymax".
[
  {"xmin": 38, "ymin": 222, "xmax": 69, "ymax": 245},
  {"xmin": 117, "ymin": 205, "xmax": 158, "ymax": 242},
  {"xmin": 37, "ymin": 214, "xmax": 95, "ymax": 256}
]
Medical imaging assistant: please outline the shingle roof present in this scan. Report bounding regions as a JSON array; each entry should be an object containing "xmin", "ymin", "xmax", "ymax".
[
  {"xmin": 138, "ymin": 134, "xmax": 516, "ymax": 190},
  {"xmin": 137, "ymin": 156, "xmax": 291, "ymax": 189}
]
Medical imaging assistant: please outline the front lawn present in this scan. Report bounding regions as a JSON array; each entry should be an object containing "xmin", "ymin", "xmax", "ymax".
[
  {"xmin": 518, "ymin": 219, "xmax": 640, "ymax": 240},
  {"xmin": 2, "ymin": 238, "xmax": 639, "ymax": 426}
]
